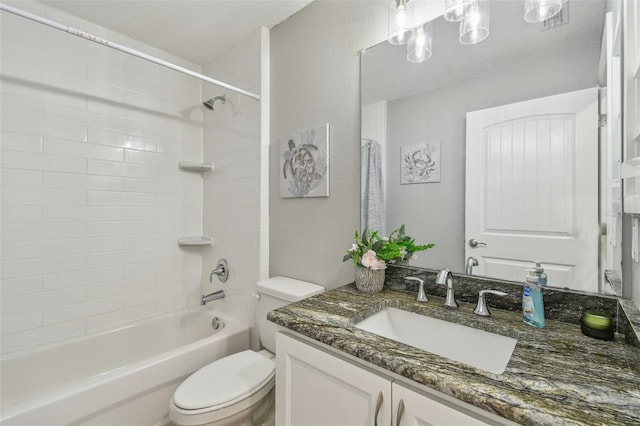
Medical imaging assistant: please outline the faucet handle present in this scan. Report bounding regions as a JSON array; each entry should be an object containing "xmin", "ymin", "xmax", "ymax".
[
  {"xmin": 473, "ymin": 290, "xmax": 508, "ymax": 317},
  {"xmin": 405, "ymin": 277, "xmax": 428, "ymax": 302}
]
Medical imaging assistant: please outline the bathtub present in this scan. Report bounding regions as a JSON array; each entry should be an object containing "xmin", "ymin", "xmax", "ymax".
[{"xmin": 0, "ymin": 307, "xmax": 251, "ymax": 426}]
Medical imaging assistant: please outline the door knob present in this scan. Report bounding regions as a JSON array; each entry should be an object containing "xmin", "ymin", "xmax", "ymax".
[{"xmin": 468, "ymin": 239, "xmax": 487, "ymax": 248}]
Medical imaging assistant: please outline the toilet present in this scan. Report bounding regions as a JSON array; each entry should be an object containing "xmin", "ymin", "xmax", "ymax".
[{"xmin": 169, "ymin": 276, "xmax": 324, "ymax": 426}]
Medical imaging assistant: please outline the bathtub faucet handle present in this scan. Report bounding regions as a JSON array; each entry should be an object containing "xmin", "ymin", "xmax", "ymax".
[{"xmin": 209, "ymin": 259, "xmax": 229, "ymax": 283}]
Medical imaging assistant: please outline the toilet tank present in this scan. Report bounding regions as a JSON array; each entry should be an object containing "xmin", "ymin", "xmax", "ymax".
[{"xmin": 256, "ymin": 276, "xmax": 324, "ymax": 353}]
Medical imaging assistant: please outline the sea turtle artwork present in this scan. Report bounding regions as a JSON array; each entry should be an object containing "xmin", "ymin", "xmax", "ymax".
[{"xmin": 280, "ymin": 125, "xmax": 329, "ymax": 198}]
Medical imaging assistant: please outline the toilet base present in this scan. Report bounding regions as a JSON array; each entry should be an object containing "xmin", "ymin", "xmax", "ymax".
[{"xmin": 170, "ymin": 387, "xmax": 274, "ymax": 426}]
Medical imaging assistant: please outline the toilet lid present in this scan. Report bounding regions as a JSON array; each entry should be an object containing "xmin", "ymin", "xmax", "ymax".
[{"xmin": 173, "ymin": 350, "xmax": 275, "ymax": 410}]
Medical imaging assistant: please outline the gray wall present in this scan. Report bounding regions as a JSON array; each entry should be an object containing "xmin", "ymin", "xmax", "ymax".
[
  {"xmin": 270, "ymin": 1, "xmax": 387, "ymax": 289},
  {"xmin": 385, "ymin": 46, "xmax": 600, "ymax": 272}
]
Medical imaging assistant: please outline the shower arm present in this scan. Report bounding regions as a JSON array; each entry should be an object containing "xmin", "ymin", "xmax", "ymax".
[{"xmin": 0, "ymin": 3, "xmax": 260, "ymax": 101}]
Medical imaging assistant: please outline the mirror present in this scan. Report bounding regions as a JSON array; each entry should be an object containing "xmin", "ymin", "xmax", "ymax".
[{"xmin": 360, "ymin": 0, "xmax": 623, "ymax": 295}]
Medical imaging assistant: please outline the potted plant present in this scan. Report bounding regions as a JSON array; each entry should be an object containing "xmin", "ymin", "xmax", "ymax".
[
  {"xmin": 388, "ymin": 224, "xmax": 435, "ymax": 265},
  {"xmin": 343, "ymin": 230, "xmax": 404, "ymax": 293}
]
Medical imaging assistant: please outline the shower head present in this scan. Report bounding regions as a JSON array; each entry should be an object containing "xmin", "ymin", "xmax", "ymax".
[{"xmin": 203, "ymin": 95, "xmax": 226, "ymax": 111}]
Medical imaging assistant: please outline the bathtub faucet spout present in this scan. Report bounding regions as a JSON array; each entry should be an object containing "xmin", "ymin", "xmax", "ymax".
[{"xmin": 201, "ymin": 290, "xmax": 225, "ymax": 305}]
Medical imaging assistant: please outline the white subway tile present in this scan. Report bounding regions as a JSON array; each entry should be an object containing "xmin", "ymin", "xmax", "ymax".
[
  {"xmin": 1, "ymin": 240, "xmax": 43, "ymax": 260},
  {"xmin": 43, "ymin": 137, "xmax": 124, "ymax": 161},
  {"xmin": 124, "ymin": 192, "xmax": 156, "ymax": 207},
  {"xmin": 87, "ymin": 175, "xmax": 124, "ymax": 191},
  {"xmin": 124, "ymin": 261, "xmax": 157, "ymax": 279},
  {"xmin": 0, "ymin": 168, "xmax": 42, "ymax": 188},
  {"xmin": 124, "ymin": 149, "xmax": 158, "ymax": 165},
  {"xmin": 87, "ymin": 190, "xmax": 125, "ymax": 206},
  {"xmin": 87, "ymin": 159, "xmax": 126, "ymax": 176},
  {"xmin": 42, "ymin": 206, "xmax": 87, "ymax": 222},
  {"xmin": 43, "ymin": 295, "xmax": 123, "ymax": 325},
  {"xmin": 87, "ymin": 251, "xmax": 126, "ymax": 268},
  {"xmin": 1, "ymin": 292, "xmax": 43, "ymax": 316},
  {"xmin": 86, "ymin": 275, "xmax": 156, "ymax": 300},
  {"xmin": 2, "ymin": 222, "xmax": 87, "ymax": 242},
  {"xmin": 0, "ymin": 131, "xmax": 43, "ymax": 152},
  {"xmin": 86, "ymin": 236, "xmax": 125, "ymax": 252},
  {"xmin": 42, "ymin": 172, "xmax": 87, "ymax": 189},
  {"xmin": 42, "ymin": 238, "xmax": 88, "ymax": 256},
  {"xmin": 42, "ymin": 287, "xmax": 86, "ymax": 308},
  {"xmin": 88, "ymin": 128, "xmax": 157, "ymax": 152},
  {"xmin": 43, "ymin": 265, "xmax": 123, "ymax": 290},
  {"xmin": 1, "ymin": 311, "xmax": 43, "ymax": 334},
  {"xmin": 1, "ymin": 205, "xmax": 43, "ymax": 224},
  {"xmin": 1, "ymin": 320, "xmax": 85, "ymax": 354},
  {"xmin": 155, "ymin": 296, "xmax": 187, "ymax": 314},
  {"xmin": 1, "ymin": 151, "xmax": 87, "ymax": 174},
  {"xmin": 87, "ymin": 221, "xmax": 125, "ymax": 237},
  {"xmin": 123, "ymin": 178, "xmax": 158, "ymax": 193},
  {"xmin": 85, "ymin": 206, "xmax": 124, "ymax": 221},
  {"xmin": 85, "ymin": 303, "xmax": 156, "ymax": 333},
  {"xmin": 124, "ymin": 163, "xmax": 156, "ymax": 179},
  {"xmin": 0, "ymin": 276, "xmax": 43, "ymax": 297}
]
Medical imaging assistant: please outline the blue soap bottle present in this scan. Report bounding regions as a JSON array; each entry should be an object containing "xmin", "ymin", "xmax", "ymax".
[{"xmin": 522, "ymin": 269, "xmax": 545, "ymax": 328}]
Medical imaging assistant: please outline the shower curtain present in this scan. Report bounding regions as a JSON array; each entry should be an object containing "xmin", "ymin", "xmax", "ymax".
[{"xmin": 361, "ymin": 139, "xmax": 386, "ymax": 236}]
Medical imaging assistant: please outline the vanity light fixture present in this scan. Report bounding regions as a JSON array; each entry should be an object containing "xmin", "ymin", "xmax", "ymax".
[
  {"xmin": 407, "ymin": 22, "xmax": 433, "ymax": 63},
  {"xmin": 388, "ymin": 0, "xmax": 415, "ymax": 45},
  {"xmin": 459, "ymin": 0, "xmax": 490, "ymax": 45},
  {"xmin": 524, "ymin": 0, "xmax": 562, "ymax": 23},
  {"xmin": 443, "ymin": 0, "xmax": 477, "ymax": 22}
]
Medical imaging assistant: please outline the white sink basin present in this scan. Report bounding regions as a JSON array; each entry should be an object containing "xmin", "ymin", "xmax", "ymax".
[{"xmin": 354, "ymin": 307, "xmax": 517, "ymax": 374}]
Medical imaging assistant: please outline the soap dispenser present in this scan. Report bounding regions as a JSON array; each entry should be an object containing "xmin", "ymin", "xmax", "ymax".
[
  {"xmin": 522, "ymin": 269, "xmax": 545, "ymax": 328},
  {"xmin": 534, "ymin": 261, "xmax": 548, "ymax": 286}
]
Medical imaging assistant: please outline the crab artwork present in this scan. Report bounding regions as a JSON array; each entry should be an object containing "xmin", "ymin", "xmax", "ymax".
[
  {"xmin": 400, "ymin": 141, "xmax": 441, "ymax": 184},
  {"xmin": 280, "ymin": 125, "xmax": 329, "ymax": 198}
]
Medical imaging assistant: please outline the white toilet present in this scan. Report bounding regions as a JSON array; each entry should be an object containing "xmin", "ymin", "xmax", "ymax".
[{"xmin": 169, "ymin": 276, "xmax": 324, "ymax": 426}]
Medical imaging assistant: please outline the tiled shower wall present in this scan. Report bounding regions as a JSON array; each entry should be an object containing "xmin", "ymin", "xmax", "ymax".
[
  {"xmin": 0, "ymin": 2, "xmax": 204, "ymax": 353},
  {"xmin": 199, "ymin": 28, "xmax": 269, "ymax": 333}
]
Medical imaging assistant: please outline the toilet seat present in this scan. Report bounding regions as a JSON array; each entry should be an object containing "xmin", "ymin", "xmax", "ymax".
[{"xmin": 170, "ymin": 350, "xmax": 275, "ymax": 425}]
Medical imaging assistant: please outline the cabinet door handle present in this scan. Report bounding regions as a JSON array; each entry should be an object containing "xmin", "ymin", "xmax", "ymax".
[
  {"xmin": 374, "ymin": 391, "xmax": 383, "ymax": 426},
  {"xmin": 396, "ymin": 398, "xmax": 405, "ymax": 426}
]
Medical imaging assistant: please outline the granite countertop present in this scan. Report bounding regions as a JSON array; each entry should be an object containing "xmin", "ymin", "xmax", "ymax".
[{"xmin": 268, "ymin": 284, "xmax": 640, "ymax": 426}]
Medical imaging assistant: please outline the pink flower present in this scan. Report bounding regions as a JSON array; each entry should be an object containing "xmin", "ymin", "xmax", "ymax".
[{"xmin": 361, "ymin": 250, "xmax": 386, "ymax": 270}]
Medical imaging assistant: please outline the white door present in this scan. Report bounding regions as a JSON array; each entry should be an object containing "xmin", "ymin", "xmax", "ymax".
[
  {"xmin": 276, "ymin": 332, "xmax": 392, "ymax": 426},
  {"xmin": 465, "ymin": 88, "xmax": 599, "ymax": 292}
]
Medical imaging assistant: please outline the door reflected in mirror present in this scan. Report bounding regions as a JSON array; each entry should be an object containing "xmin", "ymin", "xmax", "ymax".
[{"xmin": 360, "ymin": 0, "xmax": 623, "ymax": 295}]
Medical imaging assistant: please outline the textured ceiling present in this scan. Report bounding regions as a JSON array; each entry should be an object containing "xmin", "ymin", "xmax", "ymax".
[{"xmin": 41, "ymin": 0, "xmax": 313, "ymax": 65}]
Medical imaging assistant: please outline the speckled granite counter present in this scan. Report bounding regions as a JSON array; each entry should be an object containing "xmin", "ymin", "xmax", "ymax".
[{"xmin": 268, "ymin": 284, "xmax": 640, "ymax": 426}]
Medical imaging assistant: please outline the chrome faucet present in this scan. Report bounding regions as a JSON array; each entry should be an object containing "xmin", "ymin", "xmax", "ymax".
[
  {"xmin": 404, "ymin": 276, "xmax": 428, "ymax": 302},
  {"xmin": 201, "ymin": 290, "xmax": 225, "ymax": 305},
  {"xmin": 465, "ymin": 256, "xmax": 479, "ymax": 275},
  {"xmin": 209, "ymin": 259, "xmax": 229, "ymax": 283},
  {"xmin": 435, "ymin": 268, "xmax": 458, "ymax": 309},
  {"xmin": 473, "ymin": 290, "xmax": 507, "ymax": 317}
]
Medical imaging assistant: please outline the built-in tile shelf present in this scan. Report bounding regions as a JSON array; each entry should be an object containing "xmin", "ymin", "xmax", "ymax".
[
  {"xmin": 178, "ymin": 161, "xmax": 214, "ymax": 173},
  {"xmin": 177, "ymin": 236, "xmax": 214, "ymax": 246}
]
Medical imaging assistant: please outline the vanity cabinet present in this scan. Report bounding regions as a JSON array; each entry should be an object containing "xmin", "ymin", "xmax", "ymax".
[{"xmin": 276, "ymin": 332, "xmax": 502, "ymax": 426}]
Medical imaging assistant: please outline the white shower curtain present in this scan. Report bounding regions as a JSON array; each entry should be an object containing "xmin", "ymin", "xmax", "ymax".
[{"xmin": 361, "ymin": 139, "xmax": 386, "ymax": 235}]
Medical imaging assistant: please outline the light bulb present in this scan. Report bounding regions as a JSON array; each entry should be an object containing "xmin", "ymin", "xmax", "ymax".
[
  {"xmin": 396, "ymin": 6, "xmax": 406, "ymax": 27},
  {"xmin": 459, "ymin": 0, "xmax": 489, "ymax": 45},
  {"xmin": 524, "ymin": 0, "xmax": 562, "ymax": 23},
  {"xmin": 407, "ymin": 23, "xmax": 432, "ymax": 63}
]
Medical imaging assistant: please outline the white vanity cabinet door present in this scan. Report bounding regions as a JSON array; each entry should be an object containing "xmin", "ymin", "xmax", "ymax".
[
  {"xmin": 392, "ymin": 382, "xmax": 490, "ymax": 426},
  {"xmin": 276, "ymin": 332, "xmax": 392, "ymax": 426}
]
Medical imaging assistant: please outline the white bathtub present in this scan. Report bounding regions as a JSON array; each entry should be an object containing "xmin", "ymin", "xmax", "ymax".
[{"xmin": 0, "ymin": 307, "xmax": 251, "ymax": 426}]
